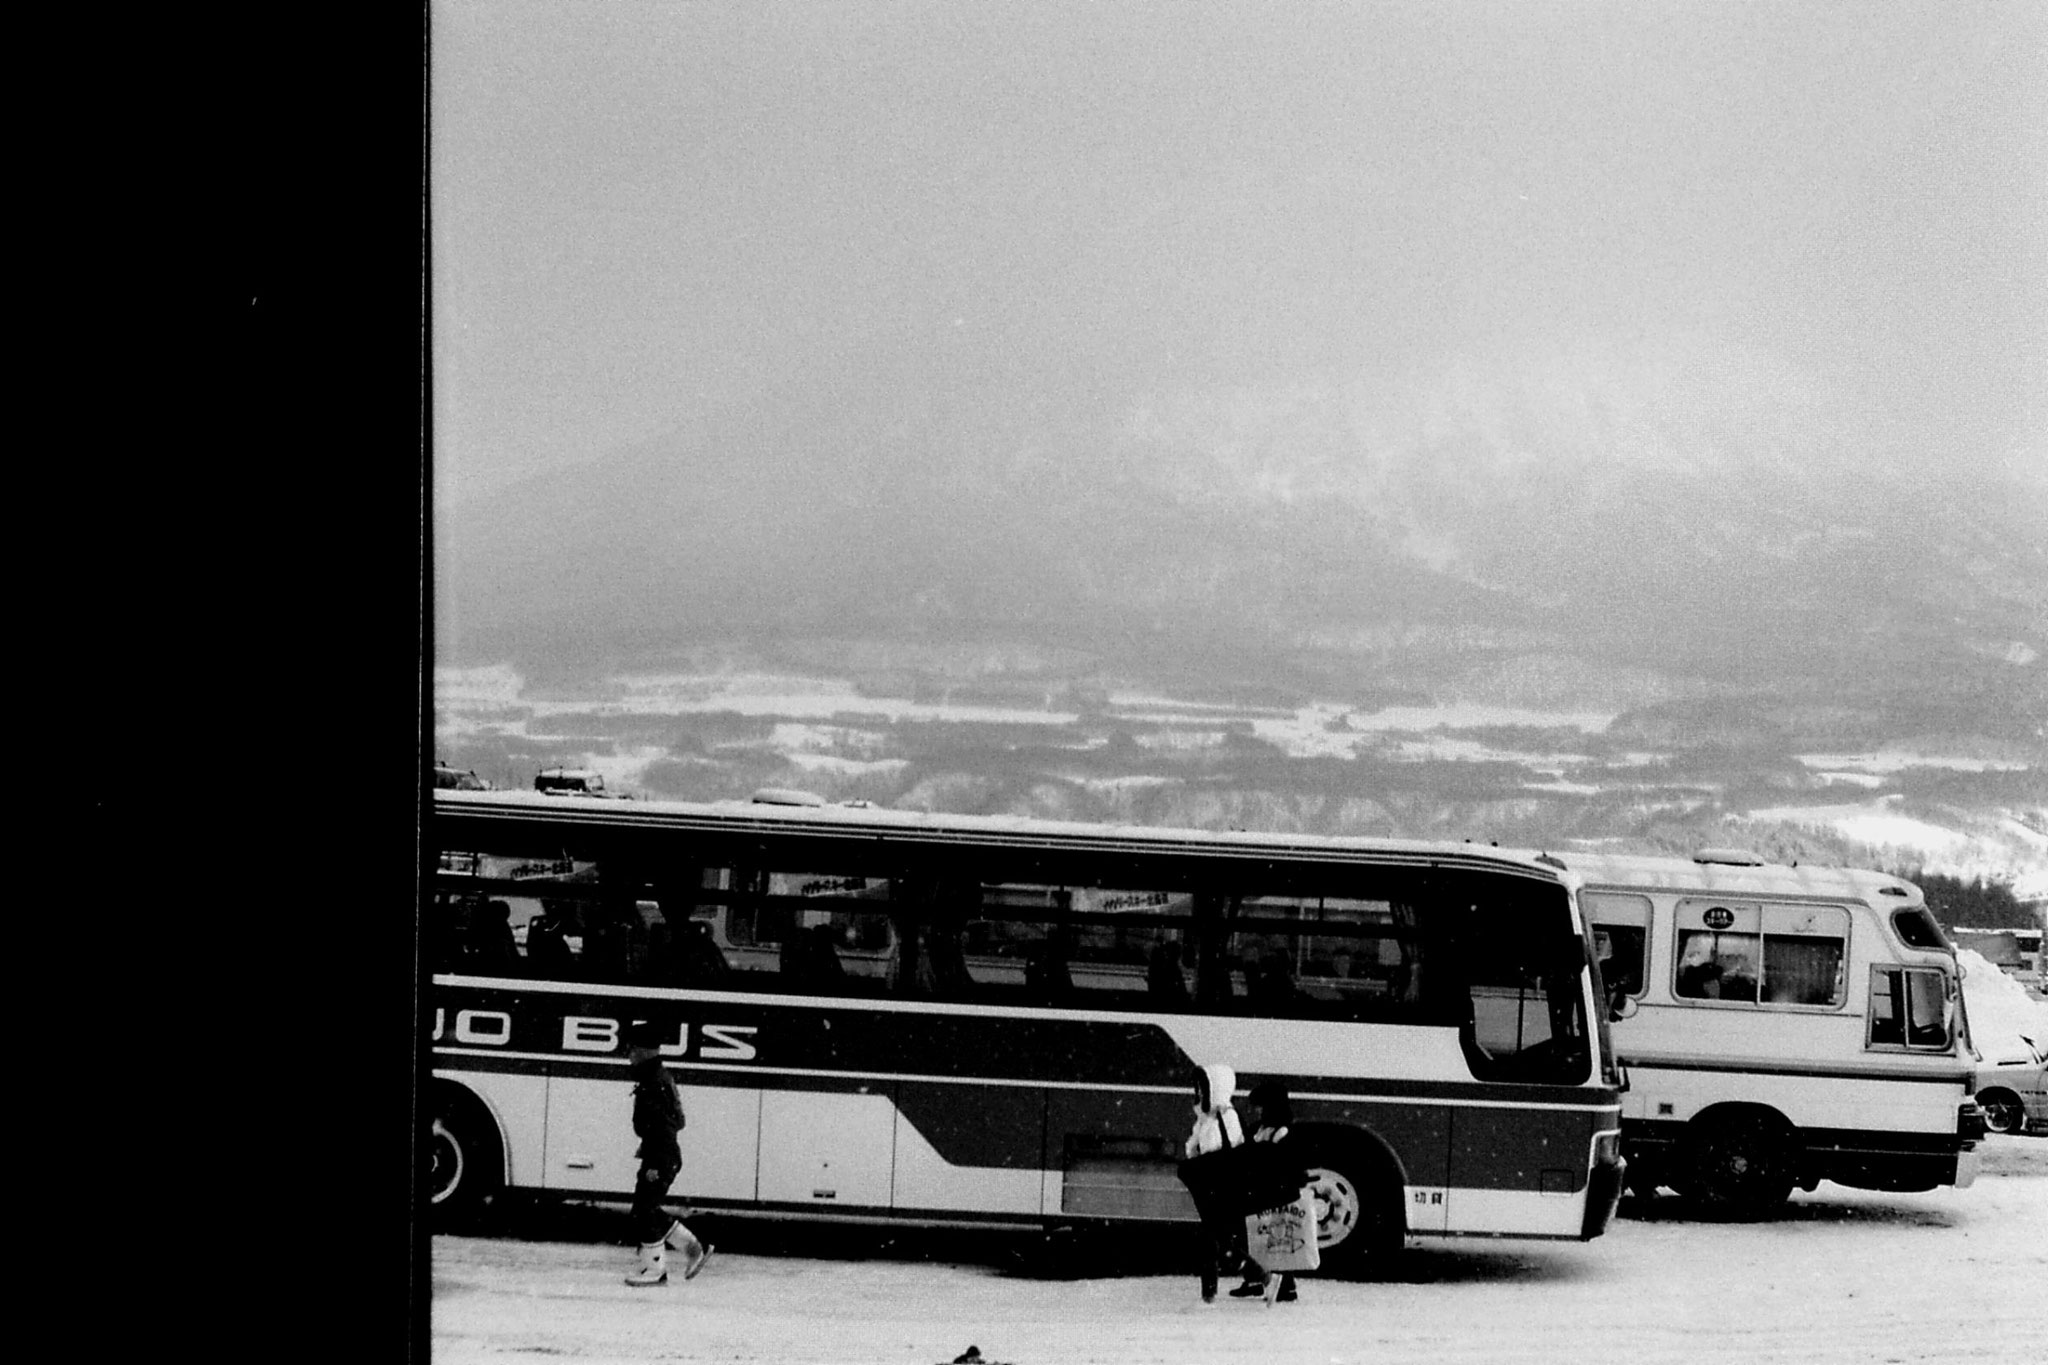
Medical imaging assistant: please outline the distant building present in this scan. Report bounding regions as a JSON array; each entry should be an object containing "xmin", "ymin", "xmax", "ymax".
[
  {"xmin": 1958, "ymin": 923, "xmax": 2045, "ymax": 987},
  {"xmin": 1954, "ymin": 929, "xmax": 2026, "ymax": 969}
]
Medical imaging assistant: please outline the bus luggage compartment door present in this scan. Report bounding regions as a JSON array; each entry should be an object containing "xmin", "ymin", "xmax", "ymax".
[
  {"xmin": 758, "ymin": 1087, "xmax": 896, "ymax": 1209},
  {"xmin": 1047, "ymin": 1088, "xmax": 1199, "ymax": 1221}
]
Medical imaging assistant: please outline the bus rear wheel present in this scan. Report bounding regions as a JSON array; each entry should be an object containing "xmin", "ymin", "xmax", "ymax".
[
  {"xmin": 1296, "ymin": 1136, "xmax": 1404, "ymax": 1278},
  {"xmin": 430, "ymin": 1089, "xmax": 503, "ymax": 1226},
  {"xmin": 1679, "ymin": 1111, "xmax": 1793, "ymax": 1218}
]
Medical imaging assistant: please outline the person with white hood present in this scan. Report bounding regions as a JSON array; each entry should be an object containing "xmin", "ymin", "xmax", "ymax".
[{"xmin": 1177, "ymin": 1062, "xmax": 1246, "ymax": 1302}]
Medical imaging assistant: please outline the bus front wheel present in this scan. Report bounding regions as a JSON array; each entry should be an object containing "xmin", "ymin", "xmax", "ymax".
[
  {"xmin": 1678, "ymin": 1111, "xmax": 1793, "ymax": 1217},
  {"xmin": 429, "ymin": 1088, "xmax": 504, "ymax": 1225},
  {"xmin": 1296, "ymin": 1135, "xmax": 1404, "ymax": 1278}
]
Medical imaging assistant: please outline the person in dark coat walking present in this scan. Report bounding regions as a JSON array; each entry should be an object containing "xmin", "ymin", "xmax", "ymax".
[
  {"xmin": 623, "ymin": 1022, "xmax": 712, "ymax": 1286},
  {"xmin": 1230, "ymin": 1079, "xmax": 1308, "ymax": 1302}
]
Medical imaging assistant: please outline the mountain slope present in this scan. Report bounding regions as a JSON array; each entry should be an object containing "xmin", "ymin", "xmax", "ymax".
[{"xmin": 438, "ymin": 332, "xmax": 2045, "ymax": 705}]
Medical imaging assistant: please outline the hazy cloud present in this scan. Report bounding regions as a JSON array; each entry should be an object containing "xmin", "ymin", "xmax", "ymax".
[{"xmin": 433, "ymin": 1, "xmax": 2045, "ymax": 510}]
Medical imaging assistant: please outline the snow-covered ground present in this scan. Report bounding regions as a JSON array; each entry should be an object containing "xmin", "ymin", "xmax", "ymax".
[{"xmin": 432, "ymin": 1138, "xmax": 2044, "ymax": 1365}]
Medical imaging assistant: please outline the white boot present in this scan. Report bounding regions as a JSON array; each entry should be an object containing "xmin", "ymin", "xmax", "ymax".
[
  {"xmin": 665, "ymin": 1220, "xmax": 713, "ymax": 1280},
  {"xmin": 624, "ymin": 1241, "xmax": 668, "ymax": 1287}
]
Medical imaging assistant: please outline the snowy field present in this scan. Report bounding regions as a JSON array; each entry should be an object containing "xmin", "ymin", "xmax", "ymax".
[{"xmin": 431, "ymin": 1138, "xmax": 2043, "ymax": 1365}]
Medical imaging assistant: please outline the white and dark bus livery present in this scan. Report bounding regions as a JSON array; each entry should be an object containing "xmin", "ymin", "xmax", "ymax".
[
  {"xmin": 426, "ymin": 789, "xmax": 1628, "ymax": 1270},
  {"xmin": 1567, "ymin": 850, "xmax": 1984, "ymax": 1214}
]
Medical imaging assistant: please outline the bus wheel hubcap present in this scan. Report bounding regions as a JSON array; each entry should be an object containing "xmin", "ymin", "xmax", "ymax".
[{"xmin": 1306, "ymin": 1166, "xmax": 1359, "ymax": 1247}]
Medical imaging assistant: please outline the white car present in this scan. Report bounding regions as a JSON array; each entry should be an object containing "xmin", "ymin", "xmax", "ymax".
[{"xmin": 1975, "ymin": 1034, "xmax": 2048, "ymax": 1136}]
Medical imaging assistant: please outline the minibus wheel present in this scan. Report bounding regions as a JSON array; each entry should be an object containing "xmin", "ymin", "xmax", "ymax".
[
  {"xmin": 1977, "ymin": 1089, "xmax": 2024, "ymax": 1135},
  {"xmin": 1295, "ymin": 1132, "xmax": 1404, "ymax": 1277},
  {"xmin": 1678, "ymin": 1109, "xmax": 1793, "ymax": 1217},
  {"xmin": 430, "ymin": 1085, "xmax": 504, "ymax": 1225}
]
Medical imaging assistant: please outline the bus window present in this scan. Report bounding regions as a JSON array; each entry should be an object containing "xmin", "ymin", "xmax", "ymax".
[
  {"xmin": 431, "ymin": 891, "xmax": 542, "ymax": 978},
  {"xmin": 1869, "ymin": 965, "xmax": 1953, "ymax": 1049},
  {"xmin": 1452, "ymin": 888, "xmax": 1591, "ymax": 1084},
  {"xmin": 965, "ymin": 883, "xmax": 1075, "ymax": 1002},
  {"xmin": 965, "ymin": 881, "xmax": 1196, "ymax": 1008},
  {"xmin": 1226, "ymin": 894, "xmax": 1424, "ymax": 1022},
  {"xmin": 1209, "ymin": 873, "xmax": 1587, "ymax": 1069},
  {"xmin": 720, "ymin": 865, "xmax": 896, "ymax": 992}
]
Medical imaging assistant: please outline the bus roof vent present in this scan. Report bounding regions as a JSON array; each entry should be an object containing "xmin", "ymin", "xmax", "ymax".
[
  {"xmin": 1693, "ymin": 847, "xmax": 1766, "ymax": 866},
  {"xmin": 751, "ymin": 787, "xmax": 827, "ymax": 807}
]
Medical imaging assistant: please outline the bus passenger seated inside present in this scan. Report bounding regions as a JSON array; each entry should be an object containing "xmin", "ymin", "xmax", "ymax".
[
  {"xmin": 780, "ymin": 924, "xmax": 848, "ymax": 990},
  {"xmin": 467, "ymin": 899, "xmax": 520, "ymax": 973},
  {"xmin": 678, "ymin": 920, "xmax": 732, "ymax": 984},
  {"xmin": 1024, "ymin": 936, "xmax": 1074, "ymax": 1003},
  {"xmin": 1147, "ymin": 941, "xmax": 1191, "ymax": 1008},
  {"xmin": 889, "ymin": 880, "xmax": 977, "ymax": 1000},
  {"xmin": 579, "ymin": 905, "xmax": 635, "ymax": 983},
  {"xmin": 924, "ymin": 921, "xmax": 972, "ymax": 998},
  {"xmin": 1245, "ymin": 950, "xmax": 1299, "ymax": 1014},
  {"xmin": 1675, "ymin": 933, "xmax": 1759, "ymax": 1002},
  {"xmin": 520, "ymin": 909, "xmax": 572, "ymax": 976},
  {"xmin": 428, "ymin": 895, "xmax": 472, "ymax": 974}
]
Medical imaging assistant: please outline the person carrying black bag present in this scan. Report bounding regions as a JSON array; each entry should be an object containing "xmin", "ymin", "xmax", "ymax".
[{"xmin": 1175, "ymin": 1063, "xmax": 1248, "ymax": 1302}]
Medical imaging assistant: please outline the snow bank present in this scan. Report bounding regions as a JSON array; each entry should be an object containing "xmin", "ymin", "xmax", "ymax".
[{"xmin": 1959, "ymin": 948, "xmax": 2048, "ymax": 1058}]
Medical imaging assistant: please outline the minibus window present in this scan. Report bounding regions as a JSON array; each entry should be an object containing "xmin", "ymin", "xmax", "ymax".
[
  {"xmin": 1594, "ymin": 925, "xmax": 1645, "ymax": 1003},
  {"xmin": 1905, "ymin": 969, "xmax": 1950, "ymax": 1046},
  {"xmin": 1890, "ymin": 908, "xmax": 1948, "ymax": 950},
  {"xmin": 1675, "ymin": 930, "xmax": 1761, "ymax": 1002},
  {"xmin": 1869, "ymin": 965, "xmax": 1952, "ymax": 1050},
  {"xmin": 1761, "ymin": 934, "xmax": 1845, "ymax": 1005}
]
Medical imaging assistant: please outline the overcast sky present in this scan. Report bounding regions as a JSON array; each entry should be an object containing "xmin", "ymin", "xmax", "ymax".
[{"xmin": 430, "ymin": 1, "xmax": 2044, "ymax": 508}]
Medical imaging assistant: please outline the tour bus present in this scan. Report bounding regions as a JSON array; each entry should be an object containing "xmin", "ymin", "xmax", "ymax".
[
  {"xmin": 1566, "ymin": 849, "xmax": 1983, "ymax": 1215},
  {"xmin": 426, "ymin": 789, "xmax": 1627, "ymax": 1271}
]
